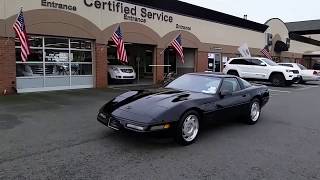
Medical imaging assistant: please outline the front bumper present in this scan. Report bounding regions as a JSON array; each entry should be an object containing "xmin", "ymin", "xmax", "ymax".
[
  {"xmin": 284, "ymin": 73, "xmax": 300, "ymax": 81},
  {"xmin": 302, "ymin": 75, "xmax": 320, "ymax": 81},
  {"xmin": 97, "ymin": 112, "xmax": 174, "ymax": 133},
  {"xmin": 109, "ymin": 72, "xmax": 136, "ymax": 80}
]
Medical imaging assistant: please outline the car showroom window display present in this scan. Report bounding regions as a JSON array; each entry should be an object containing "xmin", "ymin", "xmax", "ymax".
[{"xmin": 15, "ymin": 36, "xmax": 94, "ymax": 92}]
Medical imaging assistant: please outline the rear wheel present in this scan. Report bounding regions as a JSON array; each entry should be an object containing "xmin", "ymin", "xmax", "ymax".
[
  {"xmin": 175, "ymin": 110, "xmax": 200, "ymax": 146},
  {"xmin": 245, "ymin": 99, "xmax": 261, "ymax": 125},
  {"xmin": 270, "ymin": 74, "xmax": 286, "ymax": 87},
  {"xmin": 227, "ymin": 70, "xmax": 239, "ymax": 77}
]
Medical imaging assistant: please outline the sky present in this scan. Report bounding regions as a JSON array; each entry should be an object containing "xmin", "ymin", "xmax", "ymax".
[{"xmin": 180, "ymin": 0, "xmax": 320, "ymax": 24}]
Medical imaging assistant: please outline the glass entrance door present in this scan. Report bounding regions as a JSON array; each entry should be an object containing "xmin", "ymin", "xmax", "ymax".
[{"xmin": 208, "ymin": 53, "xmax": 222, "ymax": 72}]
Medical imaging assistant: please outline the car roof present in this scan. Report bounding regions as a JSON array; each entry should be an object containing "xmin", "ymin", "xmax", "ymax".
[
  {"xmin": 230, "ymin": 57, "xmax": 265, "ymax": 59},
  {"xmin": 188, "ymin": 72, "xmax": 237, "ymax": 78}
]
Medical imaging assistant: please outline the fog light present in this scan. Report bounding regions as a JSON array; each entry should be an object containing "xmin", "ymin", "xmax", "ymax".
[
  {"xmin": 126, "ymin": 124, "xmax": 145, "ymax": 131},
  {"xmin": 164, "ymin": 124, "xmax": 171, "ymax": 129},
  {"xmin": 150, "ymin": 124, "xmax": 171, "ymax": 131}
]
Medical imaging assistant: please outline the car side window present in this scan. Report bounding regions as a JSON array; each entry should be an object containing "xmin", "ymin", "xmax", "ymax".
[
  {"xmin": 230, "ymin": 59, "xmax": 248, "ymax": 65},
  {"xmin": 280, "ymin": 64, "xmax": 293, "ymax": 68},
  {"xmin": 220, "ymin": 78, "xmax": 241, "ymax": 93},
  {"xmin": 251, "ymin": 59, "xmax": 264, "ymax": 66}
]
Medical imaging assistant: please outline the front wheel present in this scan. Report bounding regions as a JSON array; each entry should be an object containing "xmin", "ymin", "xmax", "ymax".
[
  {"xmin": 175, "ymin": 110, "xmax": 200, "ymax": 146},
  {"xmin": 270, "ymin": 74, "xmax": 285, "ymax": 87},
  {"xmin": 245, "ymin": 99, "xmax": 261, "ymax": 125}
]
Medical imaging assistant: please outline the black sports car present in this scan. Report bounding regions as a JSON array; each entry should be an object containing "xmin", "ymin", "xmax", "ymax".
[{"xmin": 97, "ymin": 73, "xmax": 269, "ymax": 145}]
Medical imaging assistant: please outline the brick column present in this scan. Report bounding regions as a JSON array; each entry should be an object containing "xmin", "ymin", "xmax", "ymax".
[
  {"xmin": 154, "ymin": 48, "xmax": 164, "ymax": 84},
  {"xmin": 95, "ymin": 43, "xmax": 108, "ymax": 88},
  {"xmin": 0, "ymin": 37, "xmax": 16, "ymax": 95},
  {"xmin": 196, "ymin": 51, "xmax": 208, "ymax": 72}
]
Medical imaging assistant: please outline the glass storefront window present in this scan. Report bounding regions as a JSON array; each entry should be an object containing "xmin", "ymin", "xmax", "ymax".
[
  {"xmin": 45, "ymin": 64, "xmax": 70, "ymax": 76},
  {"xmin": 16, "ymin": 64, "xmax": 44, "ymax": 77},
  {"xmin": 16, "ymin": 49, "xmax": 43, "ymax": 62},
  {"xmin": 15, "ymin": 36, "xmax": 43, "ymax": 47},
  {"xmin": 16, "ymin": 36, "xmax": 94, "ymax": 91},
  {"xmin": 71, "ymin": 64, "xmax": 92, "ymax": 75},
  {"xmin": 71, "ymin": 51, "xmax": 92, "ymax": 62},
  {"xmin": 45, "ymin": 49, "xmax": 69, "ymax": 62},
  {"xmin": 71, "ymin": 39, "xmax": 92, "ymax": 50},
  {"xmin": 45, "ymin": 37, "xmax": 69, "ymax": 48}
]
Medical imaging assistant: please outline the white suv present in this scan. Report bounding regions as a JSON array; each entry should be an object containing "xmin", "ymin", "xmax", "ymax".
[{"xmin": 223, "ymin": 57, "xmax": 301, "ymax": 86}]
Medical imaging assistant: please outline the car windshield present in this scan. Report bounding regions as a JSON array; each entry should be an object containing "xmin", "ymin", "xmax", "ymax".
[
  {"xmin": 262, "ymin": 58, "xmax": 278, "ymax": 66},
  {"xmin": 297, "ymin": 64, "xmax": 307, "ymax": 70},
  {"xmin": 166, "ymin": 74, "xmax": 222, "ymax": 94}
]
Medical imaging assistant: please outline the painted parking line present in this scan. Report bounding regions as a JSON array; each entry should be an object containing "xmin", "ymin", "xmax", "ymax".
[
  {"xmin": 268, "ymin": 89, "xmax": 291, "ymax": 93},
  {"xmin": 294, "ymin": 85, "xmax": 319, "ymax": 91}
]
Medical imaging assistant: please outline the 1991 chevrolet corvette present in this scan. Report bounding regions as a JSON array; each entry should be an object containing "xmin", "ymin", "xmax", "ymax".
[{"xmin": 97, "ymin": 73, "xmax": 269, "ymax": 145}]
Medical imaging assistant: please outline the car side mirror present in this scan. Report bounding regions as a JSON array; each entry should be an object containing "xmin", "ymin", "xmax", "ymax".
[{"xmin": 219, "ymin": 90, "xmax": 232, "ymax": 98}]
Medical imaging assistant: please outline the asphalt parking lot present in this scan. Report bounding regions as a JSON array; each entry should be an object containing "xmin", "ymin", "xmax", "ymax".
[{"xmin": 1, "ymin": 82, "xmax": 320, "ymax": 180}]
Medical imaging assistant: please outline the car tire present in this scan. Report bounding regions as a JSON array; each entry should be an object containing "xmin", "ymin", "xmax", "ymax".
[
  {"xmin": 270, "ymin": 74, "xmax": 285, "ymax": 87},
  {"xmin": 175, "ymin": 110, "xmax": 200, "ymax": 146},
  {"xmin": 245, "ymin": 99, "xmax": 261, "ymax": 125},
  {"xmin": 227, "ymin": 70, "xmax": 239, "ymax": 77},
  {"xmin": 298, "ymin": 78, "xmax": 306, "ymax": 84}
]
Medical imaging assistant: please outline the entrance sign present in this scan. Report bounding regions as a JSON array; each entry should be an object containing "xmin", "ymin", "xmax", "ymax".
[{"xmin": 84, "ymin": 0, "xmax": 173, "ymax": 23}]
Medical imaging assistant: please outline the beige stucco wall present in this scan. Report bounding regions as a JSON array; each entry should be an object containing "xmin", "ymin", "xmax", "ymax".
[
  {"xmin": 266, "ymin": 18, "xmax": 320, "ymax": 54},
  {"xmin": 0, "ymin": 1, "xmax": 5, "ymax": 19},
  {"xmin": 290, "ymin": 40, "xmax": 320, "ymax": 54},
  {"xmin": 2, "ymin": 0, "xmax": 266, "ymax": 48},
  {"xmin": 303, "ymin": 34, "xmax": 320, "ymax": 41},
  {"xmin": 265, "ymin": 18, "xmax": 289, "ymax": 42}
]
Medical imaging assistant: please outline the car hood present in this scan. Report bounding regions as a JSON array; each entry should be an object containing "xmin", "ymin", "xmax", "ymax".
[
  {"xmin": 102, "ymin": 88, "xmax": 210, "ymax": 123},
  {"xmin": 271, "ymin": 65, "xmax": 297, "ymax": 71}
]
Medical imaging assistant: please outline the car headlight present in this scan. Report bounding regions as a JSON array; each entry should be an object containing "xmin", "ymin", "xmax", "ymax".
[
  {"xmin": 286, "ymin": 69, "xmax": 293, "ymax": 73},
  {"xmin": 111, "ymin": 67, "xmax": 120, "ymax": 74},
  {"xmin": 98, "ymin": 112, "xmax": 107, "ymax": 119},
  {"xmin": 126, "ymin": 124, "xmax": 146, "ymax": 131}
]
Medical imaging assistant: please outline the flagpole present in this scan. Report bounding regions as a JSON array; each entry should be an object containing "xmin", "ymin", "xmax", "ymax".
[{"xmin": 160, "ymin": 32, "xmax": 181, "ymax": 55}]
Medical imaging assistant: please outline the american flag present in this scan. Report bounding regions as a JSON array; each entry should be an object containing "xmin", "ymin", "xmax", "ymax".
[
  {"xmin": 13, "ymin": 9, "xmax": 30, "ymax": 62},
  {"xmin": 171, "ymin": 34, "xmax": 184, "ymax": 64},
  {"xmin": 111, "ymin": 26, "xmax": 128, "ymax": 63},
  {"xmin": 260, "ymin": 46, "xmax": 272, "ymax": 59}
]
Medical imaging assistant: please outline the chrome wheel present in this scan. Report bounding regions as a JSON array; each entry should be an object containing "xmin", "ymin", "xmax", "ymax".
[
  {"xmin": 251, "ymin": 102, "xmax": 260, "ymax": 122},
  {"xmin": 182, "ymin": 115, "xmax": 199, "ymax": 142}
]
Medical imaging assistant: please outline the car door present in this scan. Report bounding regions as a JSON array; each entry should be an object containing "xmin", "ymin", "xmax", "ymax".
[
  {"xmin": 214, "ymin": 78, "xmax": 250, "ymax": 120},
  {"xmin": 247, "ymin": 59, "xmax": 269, "ymax": 79},
  {"xmin": 230, "ymin": 59, "xmax": 251, "ymax": 78}
]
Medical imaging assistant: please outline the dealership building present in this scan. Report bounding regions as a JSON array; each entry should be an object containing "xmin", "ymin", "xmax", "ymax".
[{"xmin": 1, "ymin": 0, "xmax": 320, "ymax": 94}]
